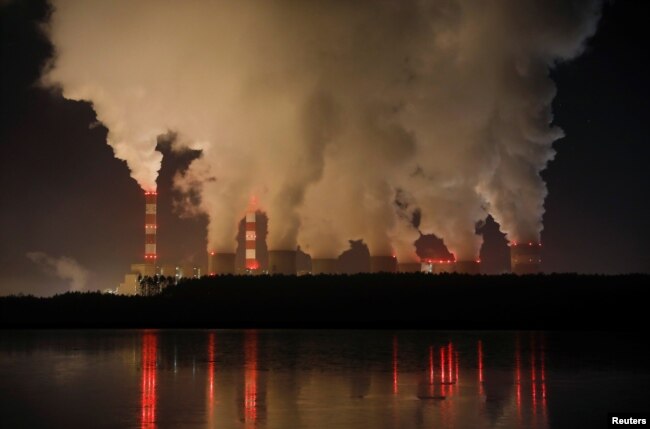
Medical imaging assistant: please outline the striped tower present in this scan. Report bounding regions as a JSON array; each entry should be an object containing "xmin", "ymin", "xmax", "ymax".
[
  {"xmin": 245, "ymin": 211, "xmax": 258, "ymax": 271},
  {"xmin": 144, "ymin": 191, "xmax": 157, "ymax": 276}
]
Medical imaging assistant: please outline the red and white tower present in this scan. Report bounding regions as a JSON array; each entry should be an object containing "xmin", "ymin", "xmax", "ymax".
[
  {"xmin": 144, "ymin": 191, "xmax": 157, "ymax": 275},
  {"xmin": 245, "ymin": 210, "xmax": 258, "ymax": 271}
]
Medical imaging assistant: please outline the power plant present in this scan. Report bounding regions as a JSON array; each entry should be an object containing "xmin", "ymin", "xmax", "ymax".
[{"xmin": 117, "ymin": 191, "xmax": 542, "ymax": 294}]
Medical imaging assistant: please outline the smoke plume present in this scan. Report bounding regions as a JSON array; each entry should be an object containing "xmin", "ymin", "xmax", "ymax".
[
  {"xmin": 42, "ymin": 0, "xmax": 601, "ymax": 259},
  {"xmin": 26, "ymin": 251, "xmax": 89, "ymax": 291}
]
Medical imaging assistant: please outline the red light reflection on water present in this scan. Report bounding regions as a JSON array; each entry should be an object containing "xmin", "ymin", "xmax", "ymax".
[
  {"xmin": 207, "ymin": 332, "xmax": 216, "ymax": 420},
  {"xmin": 141, "ymin": 331, "xmax": 157, "ymax": 429},
  {"xmin": 392, "ymin": 336, "xmax": 399, "ymax": 394},
  {"xmin": 515, "ymin": 337, "xmax": 522, "ymax": 419},
  {"xmin": 429, "ymin": 346, "xmax": 434, "ymax": 384},
  {"xmin": 244, "ymin": 331, "xmax": 258, "ymax": 425},
  {"xmin": 448, "ymin": 343, "xmax": 453, "ymax": 383}
]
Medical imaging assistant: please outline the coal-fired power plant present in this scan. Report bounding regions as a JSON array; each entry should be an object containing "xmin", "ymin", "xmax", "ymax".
[
  {"xmin": 144, "ymin": 191, "xmax": 157, "ymax": 277},
  {"xmin": 510, "ymin": 242, "xmax": 542, "ymax": 274},
  {"xmin": 117, "ymin": 190, "xmax": 553, "ymax": 296}
]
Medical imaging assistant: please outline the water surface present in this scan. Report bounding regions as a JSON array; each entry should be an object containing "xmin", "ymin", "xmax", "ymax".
[{"xmin": 1, "ymin": 330, "xmax": 648, "ymax": 428}]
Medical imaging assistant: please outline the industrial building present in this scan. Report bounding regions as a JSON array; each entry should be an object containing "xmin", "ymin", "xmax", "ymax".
[{"xmin": 117, "ymin": 191, "xmax": 541, "ymax": 294}]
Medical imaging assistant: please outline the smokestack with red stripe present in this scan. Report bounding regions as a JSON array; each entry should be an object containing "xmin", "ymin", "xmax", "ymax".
[
  {"xmin": 245, "ymin": 211, "xmax": 259, "ymax": 272},
  {"xmin": 144, "ymin": 191, "xmax": 157, "ymax": 276}
]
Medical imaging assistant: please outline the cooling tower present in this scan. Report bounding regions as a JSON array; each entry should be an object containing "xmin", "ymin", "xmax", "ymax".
[
  {"xmin": 510, "ymin": 242, "xmax": 542, "ymax": 274},
  {"xmin": 143, "ymin": 191, "xmax": 157, "ymax": 276},
  {"xmin": 207, "ymin": 252, "xmax": 236, "ymax": 275},
  {"xmin": 454, "ymin": 260, "xmax": 481, "ymax": 274},
  {"xmin": 269, "ymin": 250, "xmax": 296, "ymax": 275},
  {"xmin": 312, "ymin": 258, "xmax": 338, "ymax": 274},
  {"xmin": 397, "ymin": 262, "xmax": 422, "ymax": 273},
  {"xmin": 370, "ymin": 256, "xmax": 397, "ymax": 273}
]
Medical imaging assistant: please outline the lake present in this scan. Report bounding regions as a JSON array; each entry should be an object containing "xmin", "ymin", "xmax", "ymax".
[{"xmin": 1, "ymin": 330, "xmax": 648, "ymax": 428}]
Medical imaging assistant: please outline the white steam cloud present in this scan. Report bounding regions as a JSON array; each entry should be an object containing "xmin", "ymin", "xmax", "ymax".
[
  {"xmin": 26, "ymin": 252, "xmax": 89, "ymax": 291},
  {"xmin": 42, "ymin": 0, "xmax": 601, "ymax": 260}
]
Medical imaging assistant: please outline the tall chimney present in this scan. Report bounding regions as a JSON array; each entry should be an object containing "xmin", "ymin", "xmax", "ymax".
[
  {"xmin": 245, "ymin": 211, "xmax": 259, "ymax": 272},
  {"xmin": 510, "ymin": 242, "xmax": 542, "ymax": 274},
  {"xmin": 144, "ymin": 191, "xmax": 157, "ymax": 276}
]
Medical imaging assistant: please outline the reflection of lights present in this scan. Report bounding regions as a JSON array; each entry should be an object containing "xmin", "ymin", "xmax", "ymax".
[
  {"xmin": 478, "ymin": 340, "xmax": 483, "ymax": 383},
  {"xmin": 207, "ymin": 332, "xmax": 216, "ymax": 420},
  {"xmin": 531, "ymin": 337, "xmax": 537, "ymax": 412},
  {"xmin": 244, "ymin": 331, "xmax": 258, "ymax": 425},
  {"xmin": 440, "ymin": 347, "xmax": 446, "ymax": 384},
  {"xmin": 141, "ymin": 331, "xmax": 157, "ymax": 429},
  {"xmin": 392, "ymin": 336, "xmax": 399, "ymax": 394},
  {"xmin": 447, "ymin": 343, "xmax": 453, "ymax": 384},
  {"xmin": 515, "ymin": 337, "xmax": 521, "ymax": 418},
  {"xmin": 541, "ymin": 346, "xmax": 547, "ymax": 420},
  {"xmin": 429, "ymin": 346, "xmax": 434, "ymax": 384}
]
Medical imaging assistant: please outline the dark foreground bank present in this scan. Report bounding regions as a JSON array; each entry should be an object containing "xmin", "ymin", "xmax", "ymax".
[{"xmin": 1, "ymin": 273, "xmax": 647, "ymax": 329}]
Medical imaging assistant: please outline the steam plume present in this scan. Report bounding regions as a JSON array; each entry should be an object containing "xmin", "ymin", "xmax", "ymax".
[
  {"xmin": 42, "ymin": 0, "xmax": 601, "ymax": 258},
  {"xmin": 26, "ymin": 251, "xmax": 89, "ymax": 291}
]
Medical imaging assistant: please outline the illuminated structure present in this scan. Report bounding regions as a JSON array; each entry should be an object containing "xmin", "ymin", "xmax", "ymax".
[
  {"xmin": 510, "ymin": 242, "xmax": 542, "ymax": 274},
  {"xmin": 144, "ymin": 191, "xmax": 157, "ymax": 276},
  {"xmin": 245, "ymin": 211, "xmax": 259, "ymax": 272}
]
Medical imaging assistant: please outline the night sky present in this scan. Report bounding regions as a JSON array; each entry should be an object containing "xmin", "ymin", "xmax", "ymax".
[{"xmin": 1, "ymin": 0, "xmax": 648, "ymax": 296}]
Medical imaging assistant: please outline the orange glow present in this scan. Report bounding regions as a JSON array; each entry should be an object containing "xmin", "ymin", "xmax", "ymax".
[
  {"xmin": 141, "ymin": 331, "xmax": 157, "ymax": 429},
  {"xmin": 440, "ymin": 347, "xmax": 445, "ymax": 383},
  {"xmin": 246, "ymin": 260, "xmax": 260, "ymax": 270},
  {"xmin": 392, "ymin": 336, "xmax": 399, "ymax": 394},
  {"xmin": 447, "ymin": 343, "xmax": 453, "ymax": 383},
  {"xmin": 455, "ymin": 351, "xmax": 459, "ymax": 383},
  {"xmin": 244, "ymin": 331, "xmax": 258, "ymax": 425},
  {"xmin": 207, "ymin": 332, "xmax": 216, "ymax": 420}
]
